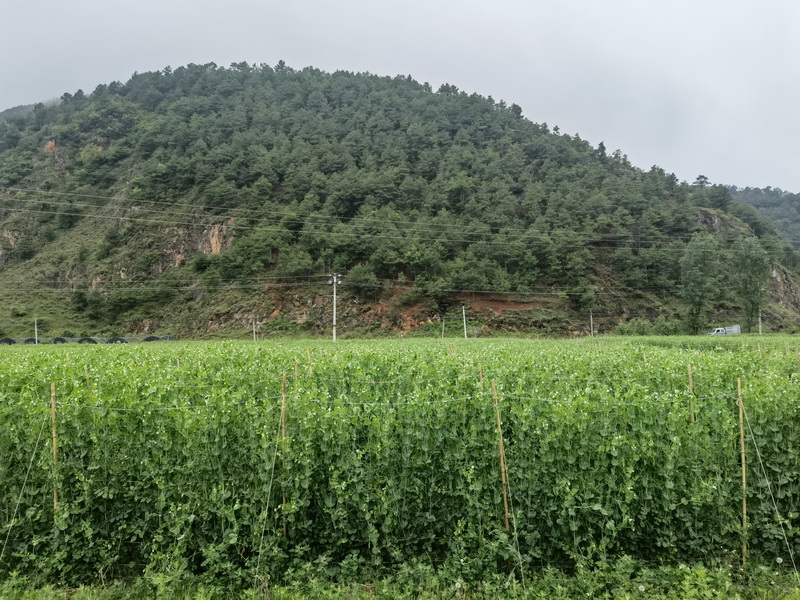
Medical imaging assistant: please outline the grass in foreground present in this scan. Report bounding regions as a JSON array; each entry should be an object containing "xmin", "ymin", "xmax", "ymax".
[{"xmin": 2, "ymin": 560, "xmax": 800, "ymax": 599}]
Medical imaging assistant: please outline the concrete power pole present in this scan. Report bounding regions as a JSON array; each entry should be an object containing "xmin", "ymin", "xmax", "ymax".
[{"xmin": 329, "ymin": 273, "xmax": 342, "ymax": 342}]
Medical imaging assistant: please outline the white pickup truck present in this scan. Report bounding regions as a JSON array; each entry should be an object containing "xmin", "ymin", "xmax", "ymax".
[{"xmin": 707, "ymin": 325, "xmax": 741, "ymax": 336}]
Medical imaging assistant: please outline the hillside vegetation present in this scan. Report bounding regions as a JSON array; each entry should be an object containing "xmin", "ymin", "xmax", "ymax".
[
  {"xmin": 732, "ymin": 186, "xmax": 800, "ymax": 251},
  {"xmin": 0, "ymin": 62, "xmax": 797, "ymax": 337}
]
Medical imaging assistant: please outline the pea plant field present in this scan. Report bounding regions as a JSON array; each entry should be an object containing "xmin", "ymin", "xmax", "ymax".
[{"xmin": 0, "ymin": 337, "xmax": 799, "ymax": 595}]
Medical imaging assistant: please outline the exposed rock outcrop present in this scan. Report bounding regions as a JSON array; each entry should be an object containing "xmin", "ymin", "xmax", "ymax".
[
  {"xmin": 0, "ymin": 230, "xmax": 17, "ymax": 266},
  {"xmin": 770, "ymin": 265, "xmax": 800, "ymax": 312},
  {"xmin": 197, "ymin": 220, "xmax": 235, "ymax": 255}
]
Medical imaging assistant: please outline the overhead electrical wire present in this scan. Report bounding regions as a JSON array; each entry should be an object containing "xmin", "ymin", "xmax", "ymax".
[
  {"xmin": 0, "ymin": 185, "xmax": 765, "ymax": 244},
  {"xmin": 0, "ymin": 185, "xmax": 794, "ymax": 307},
  {"xmin": 0, "ymin": 275, "xmax": 690, "ymax": 305},
  {"xmin": 0, "ymin": 205, "xmax": 710, "ymax": 254}
]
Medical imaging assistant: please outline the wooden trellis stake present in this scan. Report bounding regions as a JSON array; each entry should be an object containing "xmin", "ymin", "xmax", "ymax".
[
  {"xmin": 688, "ymin": 364, "xmax": 695, "ymax": 425},
  {"xmin": 281, "ymin": 371, "xmax": 288, "ymax": 537},
  {"xmin": 492, "ymin": 380, "xmax": 510, "ymax": 531},
  {"xmin": 479, "ymin": 363, "xmax": 484, "ymax": 389},
  {"xmin": 738, "ymin": 377, "xmax": 748, "ymax": 566},
  {"xmin": 84, "ymin": 365, "xmax": 92, "ymax": 391},
  {"xmin": 50, "ymin": 382, "xmax": 58, "ymax": 515}
]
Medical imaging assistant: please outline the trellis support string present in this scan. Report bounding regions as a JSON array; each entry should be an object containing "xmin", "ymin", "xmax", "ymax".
[{"xmin": 492, "ymin": 380, "xmax": 510, "ymax": 531}]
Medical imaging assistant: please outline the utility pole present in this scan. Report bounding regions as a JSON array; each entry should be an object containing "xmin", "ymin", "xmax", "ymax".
[
  {"xmin": 590, "ymin": 310, "xmax": 594, "ymax": 337},
  {"xmin": 329, "ymin": 273, "xmax": 342, "ymax": 342},
  {"xmin": 34, "ymin": 318, "xmax": 38, "ymax": 344},
  {"xmin": 462, "ymin": 305, "xmax": 467, "ymax": 339},
  {"xmin": 758, "ymin": 310, "xmax": 762, "ymax": 335}
]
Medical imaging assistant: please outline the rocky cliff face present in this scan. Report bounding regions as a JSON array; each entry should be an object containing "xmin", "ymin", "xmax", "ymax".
[
  {"xmin": 196, "ymin": 220, "xmax": 235, "ymax": 255},
  {"xmin": 0, "ymin": 230, "xmax": 17, "ymax": 266},
  {"xmin": 770, "ymin": 265, "xmax": 800, "ymax": 312},
  {"xmin": 146, "ymin": 221, "xmax": 235, "ymax": 276}
]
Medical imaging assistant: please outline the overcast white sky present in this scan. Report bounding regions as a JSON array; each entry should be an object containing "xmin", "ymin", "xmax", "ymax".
[{"xmin": 2, "ymin": 0, "xmax": 799, "ymax": 191}]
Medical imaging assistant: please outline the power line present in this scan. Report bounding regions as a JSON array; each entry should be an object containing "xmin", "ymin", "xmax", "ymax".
[
  {"xmin": 0, "ymin": 203, "xmax": 737, "ymax": 256},
  {"xmin": 6, "ymin": 185, "xmax": 796, "ymax": 247},
  {"xmin": 1, "ymin": 185, "xmax": 760, "ymax": 245},
  {"xmin": 5, "ymin": 188, "xmax": 794, "ymax": 263},
  {"xmin": 0, "ymin": 189, "xmax": 793, "ymax": 307},
  {"xmin": 0, "ymin": 278, "xmax": 677, "ymax": 298}
]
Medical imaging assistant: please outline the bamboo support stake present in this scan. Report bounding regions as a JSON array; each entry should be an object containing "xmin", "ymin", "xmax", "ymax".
[
  {"xmin": 281, "ymin": 372, "xmax": 287, "ymax": 445},
  {"xmin": 450, "ymin": 345, "xmax": 456, "ymax": 356},
  {"xmin": 50, "ymin": 382, "xmax": 58, "ymax": 515},
  {"xmin": 281, "ymin": 371, "xmax": 288, "ymax": 537},
  {"xmin": 688, "ymin": 364, "xmax": 695, "ymax": 425},
  {"xmin": 738, "ymin": 377, "xmax": 748, "ymax": 566},
  {"xmin": 492, "ymin": 380, "xmax": 510, "ymax": 531}
]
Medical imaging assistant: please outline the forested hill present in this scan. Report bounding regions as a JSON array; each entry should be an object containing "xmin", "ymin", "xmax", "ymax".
[
  {"xmin": 0, "ymin": 62, "xmax": 797, "ymax": 338},
  {"xmin": 0, "ymin": 104, "xmax": 34, "ymax": 122},
  {"xmin": 731, "ymin": 186, "xmax": 800, "ymax": 252}
]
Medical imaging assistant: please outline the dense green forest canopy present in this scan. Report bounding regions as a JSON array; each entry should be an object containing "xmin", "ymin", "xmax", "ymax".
[
  {"xmin": 731, "ymin": 185, "xmax": 800, "ymax": 251},
  {"xmin": 0, "ymin": 62, "xmax": 795, "ymax": 333}
]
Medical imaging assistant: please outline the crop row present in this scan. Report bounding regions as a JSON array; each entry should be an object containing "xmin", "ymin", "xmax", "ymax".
[{"xmin": 0, "ymin": 338, "xmax": 798, "ymax": 586}]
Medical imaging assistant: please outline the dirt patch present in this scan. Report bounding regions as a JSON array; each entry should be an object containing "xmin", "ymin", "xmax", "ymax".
[
  {"xmin": 465, "ymin": 299, "xmax": 537, "ymax": 315},
  {"xmin": 397, "ymin": 305, "xmax": 432, "ymax": 333}
]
